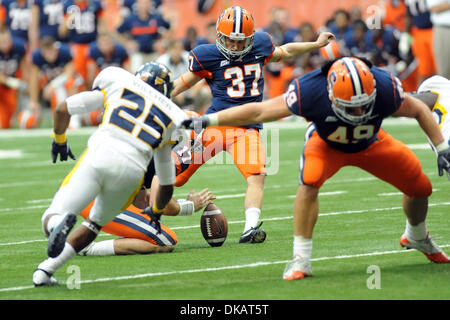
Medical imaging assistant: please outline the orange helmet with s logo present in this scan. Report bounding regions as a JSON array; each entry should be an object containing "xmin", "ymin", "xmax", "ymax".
[
  {"xmin": 216, "ymin": 6, "xmax": 255, "ymax": 60},
  {"xmin": 327, "ymin": 57, "xmax": 377, "ymax": 125}
]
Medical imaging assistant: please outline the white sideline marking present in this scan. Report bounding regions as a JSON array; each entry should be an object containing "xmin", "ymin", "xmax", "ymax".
[
  {"xmin": 0, "ymin": 118, "xmax": 417, "ymax": 140},
  {"xmin": 0, "ymin": 204, "xmax": 48, "ymax": 213},
  {"xmin": 2, "ymin": 201, "xmax": 450, "ymax": 245},
  {"xmin": 26, "ymin": 199, "xmax": 53, "ymax": 204},
  {"xmin": 1, "ymin": 244, "xmax": 448, "ymax": 293},
  {"xmin": 287, "ymin": 191, "xmax": 347, "ymax": 198},
  {"xmin": 378, "ymin": 189, "xmax": 439, "ymax": 197},
  {"xmin": 215, "ymin": 193, "xmax": 246, "ymax": 199},
  {"xmin": 0, "ymin": 180, "xmax": 60, "ymax": 189},
  {"xmin": 0, "ymin": 150, "xmax": 25, "ymax": 159}
]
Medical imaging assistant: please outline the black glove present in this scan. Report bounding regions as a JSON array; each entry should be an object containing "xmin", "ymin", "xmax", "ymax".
[
  {"xmin": 142, "ymin": 206, "xmax": 162, "ymax": 234},
  {"xmin": 437, "ymin": 147, "xmax": 450, "ymax": 177},
  {"xmin": 51, "ymin": 140, "xmax": 76, "ymax": 163},
  {"xmin": 180, "ymin": 116, "xmax": 210, "ymax": 133}
]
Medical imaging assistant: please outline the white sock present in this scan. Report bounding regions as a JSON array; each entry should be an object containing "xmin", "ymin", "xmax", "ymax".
[
  {"xmin": 405, "ymin": 220, "xmax": 427, "ymax": 241},
  {"xmin": 293, "ymin": 235, "xmax": 312, "ymax": 260},
  {"xmin": 244, "ymin": 208, "xmax": 261, "ymax": 233},
  {"xmin": 37, "ymin": 242, "xmax": 76, "ymax": 275},
  {"xmin": 82, "ymin": 240, "xmax": 115, "ymax": 256},
  {"xmin": 46, "ymin": 214, "xmax": 64, "ymax": 234}
]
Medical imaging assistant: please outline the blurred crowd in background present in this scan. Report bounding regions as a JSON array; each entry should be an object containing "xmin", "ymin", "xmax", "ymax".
[{"xmin": 0, "ymin": 0, "xmax": 448, "ymax": 129}]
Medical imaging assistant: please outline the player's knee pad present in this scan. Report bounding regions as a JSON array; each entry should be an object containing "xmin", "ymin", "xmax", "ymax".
[{"xmin": 82, "ymin": 221, "xmax": 101, "ymax": 235}]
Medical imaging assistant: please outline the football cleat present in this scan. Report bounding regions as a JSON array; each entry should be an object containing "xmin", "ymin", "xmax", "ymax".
[
  {"xmin": 283, "ymin": 255, "xmax": 312, "ymax": 281},
  {"xmin": 400, "ymin": 232, "xmax": 449, "ymax": 263},
  {"xmin": 239, "ymin": 222, "xmax": 266, "ymax": 243},
  {"xmin": 47, "ymin": 212, "xmax": 77, "ymax": 258},
  {"xmin": 33, "ymin": 269, "xmax": 58, "ymax": 287}
]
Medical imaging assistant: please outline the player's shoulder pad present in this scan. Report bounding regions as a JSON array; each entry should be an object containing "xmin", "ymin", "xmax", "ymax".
[
  {"xmin": 418, "ymin": 75, "xmax": 450, "ymax": 93},
  {"xmin": 31, "ymin": 48, "xmax": 42, "ymax": 64},
  {"xmin": 56, "ymin": 43, "xmax": 73, "ymax": 61},
  {"xmin": 371, "ymin": 66, "xmax": 395, "ymax": 92},
  {"xmin": 190, "ymin": 44, "xmax": 220, "ymax": 68},
  {"xmin": 320, "ymin": 56, "xmax": 373, "ymax": 75},
  {"xmin": 371, "ymin": 66, "xmax": 405, "ymax": 113},
  {"xmin": 115, "ymin": 42, "xmax": 128, "ymax": 56},
  {"xmin": 12, "ymin": 37, "xmax": 26, "ymax": 53},
  {"xmin": 253, "ymin": 32, "xmax": 275, "ymax": 56},
  {"xmin": 88, "ymin": 42, "xmax": 100, "ymax": 56},
  {"xmin": 285, "ymin": 69, "xmax": 326, "ymax": 117},
  {"xmin": 93, "ymin": 66, "xmax": 131, "ymax": 90}
]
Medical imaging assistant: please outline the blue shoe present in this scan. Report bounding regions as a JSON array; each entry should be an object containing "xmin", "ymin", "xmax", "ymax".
[{"xmin": 47, "ymin": 213, "xmax": 77, "ymax": 258}]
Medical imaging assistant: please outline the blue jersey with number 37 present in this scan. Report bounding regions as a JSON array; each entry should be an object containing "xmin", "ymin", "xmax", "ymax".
[
  {"xmin": 189, "ymin": 32, "xmax": 275, "ymax": 129},
  {"xmin": 284, "ymin": 67, "xmax": 405, "ymax": 153}
]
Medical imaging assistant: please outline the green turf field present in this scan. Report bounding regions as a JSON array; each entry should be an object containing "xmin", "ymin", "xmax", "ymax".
[{"xmin": 0, "ymin": 119, "xmax": 449, "ymax": 301}]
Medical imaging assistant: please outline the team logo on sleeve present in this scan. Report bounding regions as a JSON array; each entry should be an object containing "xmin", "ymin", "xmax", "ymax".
[{"xmin": 285, "ymin": 83, "xmax": 298, "ymax": 108}]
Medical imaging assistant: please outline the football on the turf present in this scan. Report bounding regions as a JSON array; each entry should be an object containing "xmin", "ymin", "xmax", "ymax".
[{"xmin": 200, "ymin": 203, "xmax": 228, "ymax": 247}]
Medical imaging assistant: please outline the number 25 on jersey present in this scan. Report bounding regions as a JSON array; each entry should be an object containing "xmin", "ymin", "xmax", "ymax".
[{"xmin": 109, "ymin": 88, "xmax": 173, "ymax": 149}]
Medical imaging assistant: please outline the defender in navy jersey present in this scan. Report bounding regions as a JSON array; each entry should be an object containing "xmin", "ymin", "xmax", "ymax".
[
  {"xmin": 29, "ymin": 0, "xmax": 64, "ymax": 52},
  {"xmin": 181, "ymin": 57, "xmax": 450, "ymax": 279},
  {"xmin": 58, "ymin": 0, "xmax": 106, "ymax": 81},
  {"xmin": 29, "ymin": 36, "xmax": 84, "ymax": 122},
  {"xmin": 172, "ymin": 6, "xmax": 335, "ymax": 243},
  {"xmin": 0, "ymin": 0, "xmax": 32, "ymax": 43},
  {"xmin": 0, "ymin": 29, "xmax": 28, "ymax": 129},
  {"xmin": 86, "ymin": 33, "xmax": 130, "ymax": 89},
  {"xmin": 405, "ymin": 0, "xmax": 437, "ymax": 81}
]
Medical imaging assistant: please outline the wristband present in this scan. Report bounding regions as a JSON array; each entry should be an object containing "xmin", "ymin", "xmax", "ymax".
[
  {"xmin": 435, "ymin": 141, "xmax": 449, "ymax": 153},
  {"xmin": 152, "ymin": 203, "xmax": 165, "ymax": 214},
  {"xmin": 52, "ymin": 132, "xmax": 67, "ymax": 144},
  {"xmin": 177, "ymin": 199, "xmax": 194, "ymax": 216}
]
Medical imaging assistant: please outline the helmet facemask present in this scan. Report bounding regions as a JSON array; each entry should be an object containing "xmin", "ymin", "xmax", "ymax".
[
  {"xmin": 329, "ymin": 86, "xmax": 377, "ymax": 125},
  {"xmin": 216, "ymin": 32, "xmax": 254, "ymax": 61}
]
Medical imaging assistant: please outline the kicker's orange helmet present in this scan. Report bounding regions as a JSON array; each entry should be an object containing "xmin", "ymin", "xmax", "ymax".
[
  {"xmin": 216, "ymin": 6, "xmax": 255, "ymax": 60},
  {"xmin": 327, "ymin": 57, "xmax": 377, "ymax": 125}
]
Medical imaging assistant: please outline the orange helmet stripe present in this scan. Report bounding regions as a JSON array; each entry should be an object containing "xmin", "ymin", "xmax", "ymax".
[{"xmin": 217, "ymin": 6, "xmax": 254, "ymax": 38}]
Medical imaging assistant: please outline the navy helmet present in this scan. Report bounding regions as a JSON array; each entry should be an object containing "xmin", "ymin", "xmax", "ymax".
[{"xmin": 135, "ymin": 62, "xmax": 174, "ymax": 98}]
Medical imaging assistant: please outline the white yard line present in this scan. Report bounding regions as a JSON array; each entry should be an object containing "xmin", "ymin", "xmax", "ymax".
[
  {"xmin": 0, "ymin": 118, "xmax": 417, "ymax": 140},
  {"xmin": 2, "ymin": 201, "xmax": 449, "ymax": 246},
  {"xmin": 1, "ymin": 243, "xmax": 448, "ymax": 293}
]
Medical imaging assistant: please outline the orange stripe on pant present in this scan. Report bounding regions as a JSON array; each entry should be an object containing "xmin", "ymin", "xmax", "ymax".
[
  {"xmin": 80, "ymin": 201, "xmax": 177, "ymax": 245},
  {"xmin": 300, "ymin": 129, "xmax": 432, "ymax": 198}
]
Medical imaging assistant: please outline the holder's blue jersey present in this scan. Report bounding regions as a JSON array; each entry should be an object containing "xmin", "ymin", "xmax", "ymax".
[
  {"xmin": 32, "ymin": 43, "xmax": 72, "ymax": 80},
  {"xmin": 33, "ymin": 0, "xmax": 64, "ymax": 40},
  {"xmin": 189, "ymin": 32, "xmax": 275, "ymax": 129},
  {"xmin": 0, "ymin": 37, "xmax": 26, "ymax": 77},
  {"xmin": 284, "ymin": 67, "xmax": 405, "ymax": 153},
  {"xmin": 88, "ymin": 41, "xmax": 129, "ymax": 69}
]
